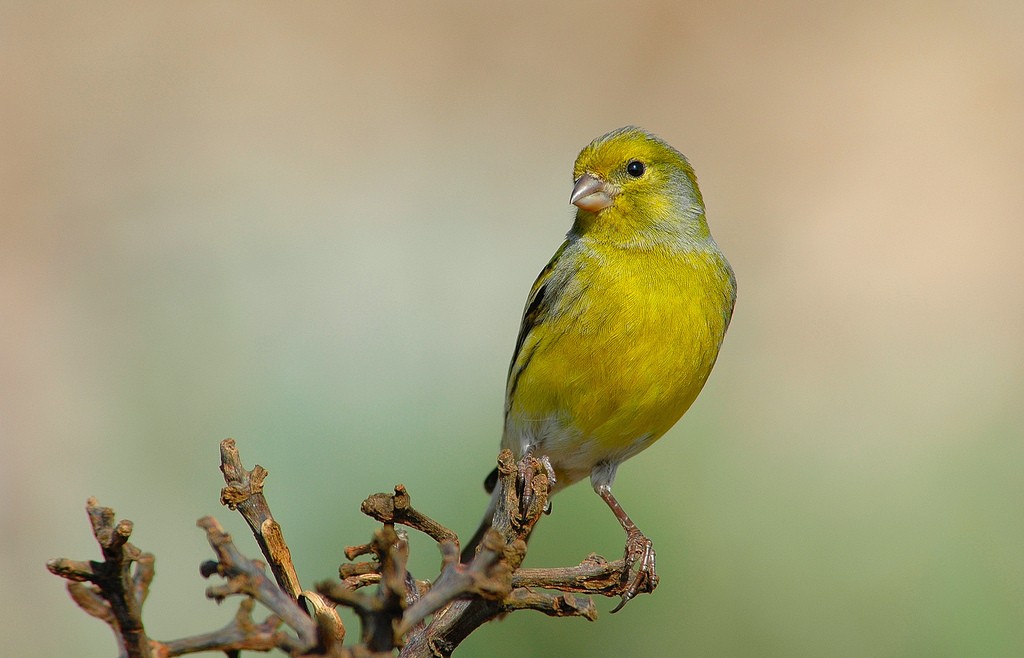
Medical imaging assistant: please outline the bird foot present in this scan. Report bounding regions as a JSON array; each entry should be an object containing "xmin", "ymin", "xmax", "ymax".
[
  {"xmin": 517, "ymin": 453, "xmax": 555, "ymax": 520},
  {"xmin": 611, "ymin": 528, "xmax": 658, "ymax": 613}
]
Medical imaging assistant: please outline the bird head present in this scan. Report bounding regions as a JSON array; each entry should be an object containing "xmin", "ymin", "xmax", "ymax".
[{"xmin": 569, "ymin": 126, "xmax": 710, "ymax": 247}]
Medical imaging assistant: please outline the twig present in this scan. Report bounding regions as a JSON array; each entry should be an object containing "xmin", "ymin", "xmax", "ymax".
[
  {"xmin": 502, "ymin": 589, "xmax": 598, "ymax": 620},
  {"xmin": 397, "ymin": 530, "xmax": 522, "ymax": 635},
  {"xmin": 318, "ymin": 526, "xmax": 410, "ymax": 653},
  {"xmin": 397, "ymin": 450, "xmax": 551, "ymax": 657},
  {"xmin": 160, "ymin": 598, "xmax": 285, "ymax": 655},
  {"xmin": 344, "ymin": 542, "xmax": 375, "ymax": 560},
  {"xmin": 197, "ymin": 515, "xmax": 318, "ymax": 654},
  {"xmin": 300, "ymin": 589, "xmax": 349, "ymax": 657},
  {"xmin": 51, "ymin": 442, "xmax": 661, "ymax": 657},
  {"xmin": 219, "ymin": 438, "xmax": 345, "ymax": 649},
  {"xmin": 47, "ymin": 498, "xmax": 154, "ymax": 658},
  {"xmin": 512, "ymin": 553, "xmax": 630, "ymax": 596},
  {"xmin": 218, "ymin": 438, "xmax": 302, "ymax": 600},
  {"xmin": 360, "ymin": 484, "xmax": 460, "ymax": 546}
]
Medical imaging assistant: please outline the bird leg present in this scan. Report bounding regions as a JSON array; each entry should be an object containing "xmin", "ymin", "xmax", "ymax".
[{"xmin": 595, "ymin": 484, "xmax": 659, "ymax": 612}]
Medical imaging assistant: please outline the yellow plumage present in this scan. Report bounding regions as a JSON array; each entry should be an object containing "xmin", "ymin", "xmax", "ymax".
[
  {"xmin": 466, "ymin": 126, "xmax": 736, "ymax": 609},
  {"xmin": 505, "ymin": 245, "xmax": 734, "ymax": 486}
]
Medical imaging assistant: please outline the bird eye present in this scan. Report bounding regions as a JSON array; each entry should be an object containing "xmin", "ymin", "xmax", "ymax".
[{"xmin": 626, "ymin": 160, "xmax": 645, "ymax": 177}]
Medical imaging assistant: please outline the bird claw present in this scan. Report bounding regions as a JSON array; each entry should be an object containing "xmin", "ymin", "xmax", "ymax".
[
  {"xmin": 518, "ymin": 453, "xmax": 555, "ymax": 519},
  {"xmin": 611, "ymin": 529, "xmax": 658, "ymax": 613}
]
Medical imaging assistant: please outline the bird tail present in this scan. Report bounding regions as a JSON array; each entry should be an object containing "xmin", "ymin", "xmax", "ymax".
[
  {"xmin": 460, "ymin": 467, "xmax": 500, "ymax": 562},
  {"xmin": 460, "ymin": 492, "xmax": 497, "ymax": 563}
]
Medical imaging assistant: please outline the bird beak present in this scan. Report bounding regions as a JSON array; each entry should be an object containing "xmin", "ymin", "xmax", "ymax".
[{"xmin": 570, "ymin": 174, "xmax": 614, "ymax": 212}]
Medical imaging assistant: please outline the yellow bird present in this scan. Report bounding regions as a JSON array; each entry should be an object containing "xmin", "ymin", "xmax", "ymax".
[{"xmin": 463, "ymin": 126, "xmax": 736, "ymax": 610}]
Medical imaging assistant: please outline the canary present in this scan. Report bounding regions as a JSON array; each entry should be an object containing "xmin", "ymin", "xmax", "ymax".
[{"xmin": 462, "ymin": 126, "xmax": 736, "ymax": 610}]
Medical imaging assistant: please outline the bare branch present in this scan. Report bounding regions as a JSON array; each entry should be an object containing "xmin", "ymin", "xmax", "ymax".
[
  {"xmin": 318, "ymin": 526, "xmax": 410, "ymax": 653},
  {"xmin": 196, "ymin": 515, "xmax": 317, "ymax": 654},
  {"xmin": 218, "ymin": 438, "xmax": 303, "ymax": 600},
  {"xmin": 512, "ymin": 553, "xmax": 629, "ymax": 596},
  {"xmin": 301, "ymin": 589, "xmax": 348, "ymax": 655},
  {"xmin": 344, "ymin": 542, "xmax": 375, "ymax": 561},
  {"xmin": 218, "ymin": 439, "xmax": 347, "ymax": 652},
  {"xmin": 160, "ymin": 599, "xmax": 285, "ymax": 656},
  {"xmin": 67, "ymin": 582, "xmax": 115, "ymax": 624},
  {"xmin": 50, "ymin": 442, "xmax": 663, "ymax": 657},
  {"xmin": 47, "ymin": 498, "xmax": 153, "ymax": 658},
  {"xmin": 397, "ymin": 451, "xmax": 552, "ymax": 657},
  {"xmin": 397, "ymin": 530, "xmax": 522, "ymax": 636},
  {"xmin": 360, "ymin": 484, "xmax": 459, "ymax": 546},
  {"xmin": 503, "ymin": 589, "xmax": 598, "ymax": 620}
]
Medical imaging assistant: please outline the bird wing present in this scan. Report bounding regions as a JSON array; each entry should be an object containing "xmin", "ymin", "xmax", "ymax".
[{"xmin": 506, "ymin": 240, "xmax": 569, "ymax": 401}]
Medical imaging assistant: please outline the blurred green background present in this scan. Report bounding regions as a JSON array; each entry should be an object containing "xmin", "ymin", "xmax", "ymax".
[{"xmin": 3, "ymin": 2, "xmax": 1022, "ymax": 656}]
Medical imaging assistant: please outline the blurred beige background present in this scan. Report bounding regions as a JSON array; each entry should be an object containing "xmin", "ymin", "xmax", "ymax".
[{"xmin": 3, "ymin": 2, "xmax": 1022, "ymax": 656}]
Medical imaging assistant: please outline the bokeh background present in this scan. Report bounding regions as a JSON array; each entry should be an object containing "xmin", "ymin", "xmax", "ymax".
[{"xmin": 3, "ymin": 2, "xmax": 1022, "ymax": 656}]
